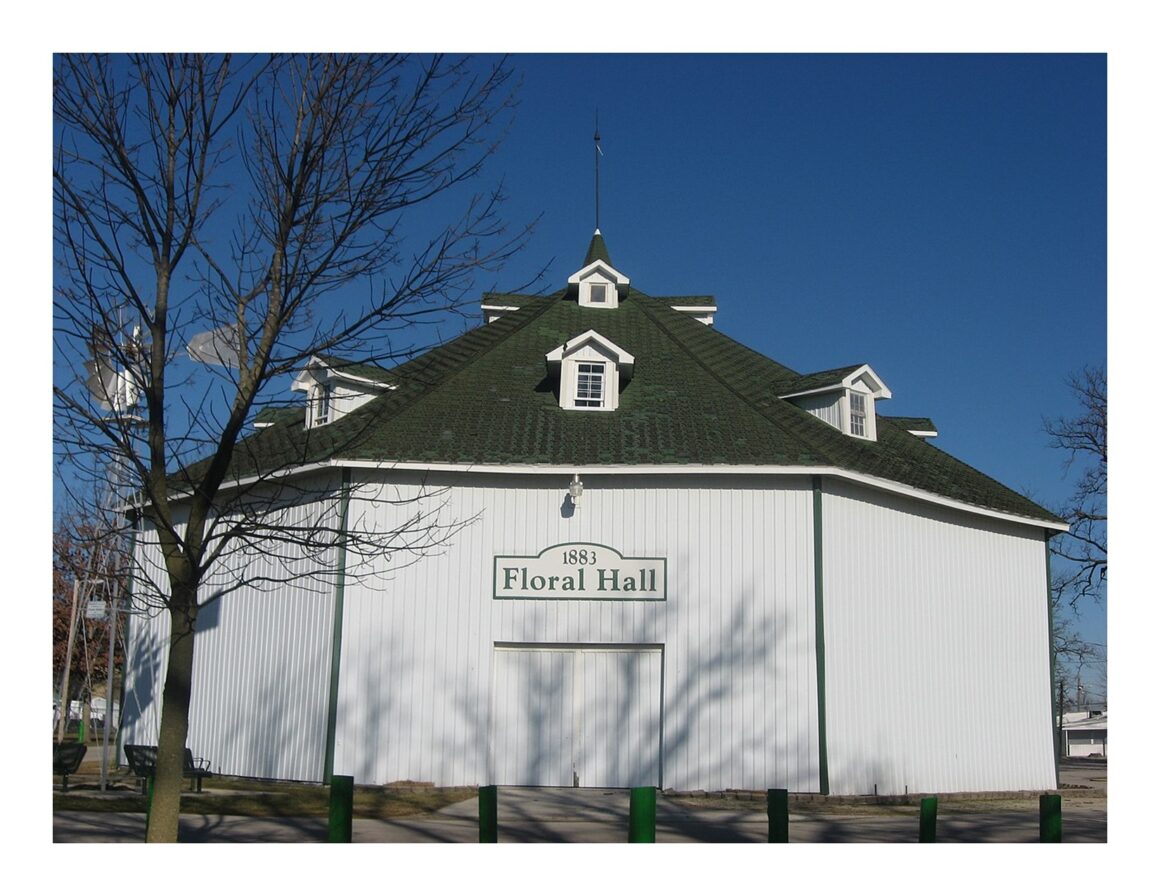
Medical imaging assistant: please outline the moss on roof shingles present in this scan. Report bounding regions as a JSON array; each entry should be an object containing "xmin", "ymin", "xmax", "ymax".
[{"xmin": 220, "ymin": 288, "xmax": 1061, "ymax": 525}]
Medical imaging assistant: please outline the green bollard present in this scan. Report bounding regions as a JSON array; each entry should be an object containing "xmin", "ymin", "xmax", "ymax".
[
  {"xmin": 144, "ymin": 776, "xmax": 154, "ymax": 840},
  {"xmin": 767, "ymin": 788, "xmax": 789, "ymax": 842},
  {"xmin": 77, "ymin": 720, "xmax": 86, "ymax": 743},
  {"xmin": 919, "ymin": 796, "xmax": 938, "ymax": 843},
  {"xmin": 1040, "ymin": 794, "xmax": 1062, "ymax": 843},
  {"xmin": 629, "ymin": 786, "xmax": 657, "ymax": 842},
  {"xmin": 479, "ymin": 785, "xmax": 498, "ymax": 842},
  {"xmin": 328, "ymin": 774, "xmax": 354, "ymax": 843}
]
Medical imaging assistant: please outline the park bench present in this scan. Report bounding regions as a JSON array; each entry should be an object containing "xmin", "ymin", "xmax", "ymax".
[
  {"xmin": 123, "ymin": 744, "xmax": 214, "ymax": 794},
  {"xmin": 53, "ymin": 742, "xmax": 88, "ymax": 792}
]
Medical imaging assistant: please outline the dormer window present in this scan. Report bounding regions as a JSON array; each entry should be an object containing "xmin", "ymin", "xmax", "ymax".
[
  {"xmin": 291, "ymin": 354, "xmax": 396, "ymax": 429},
  {"xmin": 574, "ymin": 267, "xmax": 624, "ymax": 309},
  {"xmin": 569, "ymin": 231, "xmax": 629, "ymax": 310},
  {"xmin": 313, "ymin": 383, "xmax": 333, "ymax": 426},
  {"xmin": 546, "ymin": 330, "xmax": 634, "ymax": 412},
  {"xmin": 849, "ymin": 391, "xmax": 867, "ymax": 437},
  {"xmin": 779, "ymin": 363, "xmax": 891, "ymax": 441},
  {"xmin": 575, "ymin": 362, "xmax": 606, "ymax": 407}
]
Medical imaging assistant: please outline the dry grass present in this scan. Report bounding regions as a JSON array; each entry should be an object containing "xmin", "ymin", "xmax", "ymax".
[
  {"xmin": 53, "ymin": 773, "xmax": 476, "ymax": 819},
  {"xmin": 667, "ymin": 787, "xmax": 1106, "ymax": 816}
]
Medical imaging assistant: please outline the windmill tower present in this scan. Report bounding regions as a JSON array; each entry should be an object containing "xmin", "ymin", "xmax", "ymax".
[{"xmin": 56, "ymin": 321, "xmax": 146, "ymax": 783}]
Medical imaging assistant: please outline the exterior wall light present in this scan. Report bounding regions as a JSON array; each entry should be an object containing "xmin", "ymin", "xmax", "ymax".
[{"xmin": 568, "ymin": 474, "xmax": 584, "ymax": 506}]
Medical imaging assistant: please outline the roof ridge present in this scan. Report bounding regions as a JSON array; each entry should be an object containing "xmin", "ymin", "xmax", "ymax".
[
  {"xmin": 348, "ymin": 296, "xmax": 559, "ymax": 427},
  {"xmin": 796, "ymin": 363, "xmax": 865, "ymax": 378},
  {"xmin": 632, "ymin": 294, "xmax": 840, "ymax": 465}
]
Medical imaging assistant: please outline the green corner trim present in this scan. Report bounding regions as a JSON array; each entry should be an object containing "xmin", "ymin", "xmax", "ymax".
[
  {"xmin": 813, "ymin": 475, "xmax": 830, "ymax": 795},
  {"xmin": 323, "ymin": 468, "xmax": 352, "ymax": 784},
  {"xmin": 116, "ymin": 517, "xmax": 140, "ymax": 764},
  {"xmin": 1046, "ymin": 532, "xmax": 1059, "ymax": 787}
]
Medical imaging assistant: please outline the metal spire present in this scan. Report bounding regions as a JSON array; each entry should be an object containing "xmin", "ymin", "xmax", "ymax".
[{"xmin": 594, "ymin": 111, "xmax": 603, "ymax": 232}]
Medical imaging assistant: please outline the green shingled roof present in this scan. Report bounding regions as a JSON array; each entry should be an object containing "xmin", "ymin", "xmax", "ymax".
[
  {"xmin": 313, "ymin": 354, "xmax": 395, "ymax": 384},
  {"xmin": 221, "ymin": 278, "xmax": 1060, "ymax": 526},
  {"xmin": 584, "ymin": 230, "xmax": 612, "ymax": 266},
  {"xmin": 664, "ymin": 295, "xmax": 717, "ymax": 308},
  {"xmin": 883, "ymin": 415, "xmax": 938, "ymax": 434},
  {"xmin": 776, "ymin": 365, "xmax": 865, "ymax": 395}
]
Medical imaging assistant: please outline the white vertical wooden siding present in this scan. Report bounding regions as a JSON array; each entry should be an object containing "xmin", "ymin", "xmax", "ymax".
[
  {"xmin": 820, "ymin": 478, "xmax": 1055, "ymax": 794},
  {"xmin": 573, "ymin": 647, "xmax": 663, "ymax": 787},
  {"xmin": 490, "ymin": 647, "xmax": 574, "ymax": 786},
  {"xmin": 119, "ymin": 518, "xmax": 171, "ymax": 756},
  {"xmin": 333, "ymin": 472, "xmax": 819, "ymax": 792},
  {"xmin": 490, "ymin": 645, "xmax": 662, "ymax": 788},
  {"xmin": 124, "ymin": 466, "xmax": 1055, "ymax": 794},
  {"xmin": 121, "ymin": 481, "xmax": 341, "ymax": 781},
  {"xmin": 793, "ymin": 394, "xmax": 842, "ymax": 430}
]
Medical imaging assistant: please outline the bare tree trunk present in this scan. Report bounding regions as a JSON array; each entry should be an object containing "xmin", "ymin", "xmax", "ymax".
[
  {"xmin": 145, "ymin": 587, "xmax": 197, "ymax": 842},
  {"xmin": 55, "ymin": 54, "xmax": 525, "ymax": 842}
]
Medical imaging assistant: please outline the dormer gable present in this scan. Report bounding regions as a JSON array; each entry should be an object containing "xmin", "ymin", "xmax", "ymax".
[
  {"xmin": 883, "ymin": 416, "xmax": 939, "ymax": 440},
  {"xmin": 665, "ymin": 296, "xmax": 718, "ymax": 326},
  {"xmin": 480, "ymin": 292, "xmax": 539, "ymax": 325},
  {"xmin": 779, "ymin": 363, "xmax": 891, "ymax": 441},
  {"xmin": 290, "ymin": 354, "xmax": 395, "ymax": 428},
  {"xmin": 568, "ymin": 230, "xmax": 629, "ymax": 309},
  {"xmin": 545, "ymin": 330, "xmax": 635, "ymax": 411}
]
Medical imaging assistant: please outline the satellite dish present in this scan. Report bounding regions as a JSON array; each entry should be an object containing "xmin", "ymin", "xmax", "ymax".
[
  {"xmin": 187, "ymin": 324, "xmax": 240, "ymax": 368},
  {"xmin": 84, "ymin": 355, "xmax": 118, "ymax": 411}
]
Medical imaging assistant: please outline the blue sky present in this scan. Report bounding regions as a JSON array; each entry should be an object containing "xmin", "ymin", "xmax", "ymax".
[
  {"xmin": 26, "ymin": 3, "xmax": 1155, "ymax": 875},
  {"xmin": 478, "ymin": 53, "xmax": 1106, "ymax": 645},
  {"xmin": 45, "ymin": 51, "xmax": 1108, "ymax": 649}
]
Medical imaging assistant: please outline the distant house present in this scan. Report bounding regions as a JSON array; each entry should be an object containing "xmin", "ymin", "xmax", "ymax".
[
  {"xmin": 1062, "ymin": 711, "xmax": 1108, "ymax": 758},
  {"xmin": 121, "ymin": 230, "xmax": 1067, "ymax": 796}
]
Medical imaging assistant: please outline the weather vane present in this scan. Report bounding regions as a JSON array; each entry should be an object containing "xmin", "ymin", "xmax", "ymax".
[{"xmin": 594, "ymin": 110, "xmax": 603, "ymax": 231}]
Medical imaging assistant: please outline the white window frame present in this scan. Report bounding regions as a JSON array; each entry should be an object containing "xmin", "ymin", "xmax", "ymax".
[
  {"xmin": 579, "ymin": 274, "xmax": 617, "ymax": 308},
  {"xmin": 845, "ymin": 388, "xmax": 876, "ymax": 440},
  {"xmin": 849, "ymin": 391, "xmax": 866, "ymax": 437},
  {"xmin": 313, "ymin": 382, "xmax": 333, "ymax": 426},
  {"xmin": 547, "ymin": 330, "xmax": 633, "ymax": 412},
  {"xmin": 574, "ymin": 362, "xmax": 606, "ymax": 408},
  {"xmin": 569, "ymin": 257, "xmax": 627, "ymax": 309}
]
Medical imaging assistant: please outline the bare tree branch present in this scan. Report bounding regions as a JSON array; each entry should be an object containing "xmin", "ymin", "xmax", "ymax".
[
  {"xmin": 1044, "ymin": 365, "xmax": 1107, "ymax": 613},
  {"xmin": 53, "ymin": 53, "xmax": 529, "ymax": 841}
]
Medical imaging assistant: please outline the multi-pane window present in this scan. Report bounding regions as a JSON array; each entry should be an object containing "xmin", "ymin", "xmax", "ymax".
[
  {"xmin": 575, "ymin": 362, "xmax": 605, "ymax": 407},
  {"xmin": 849, "ymin": 391, "xmax": 866, "ymax": 437},
  {"xmin": 314, "ymin": 383, "xmax": 333, "ymax": 425}
]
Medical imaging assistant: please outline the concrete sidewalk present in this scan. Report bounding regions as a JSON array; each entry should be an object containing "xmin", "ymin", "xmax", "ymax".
[{"xmin": 53, "ymin": 787, "xmax": 1107, "ymax": 843}]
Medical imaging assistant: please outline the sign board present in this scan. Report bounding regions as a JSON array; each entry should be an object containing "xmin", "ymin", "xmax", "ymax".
[
  {"xmin": 494, "ymin": 543, "xmax": 666, "ymax": 600},
  {"xmin": 84, "ymin": 599, "xmax": 109, "ymax": 621}
]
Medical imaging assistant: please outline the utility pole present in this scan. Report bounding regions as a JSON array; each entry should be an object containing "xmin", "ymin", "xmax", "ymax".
[
  {"xmin": 55, "ymin": 579, "xmax": 83, "ymax": 743},
  {"xmin": 99, "ymin": 594, "xmax": 119, "ymax": 791}
]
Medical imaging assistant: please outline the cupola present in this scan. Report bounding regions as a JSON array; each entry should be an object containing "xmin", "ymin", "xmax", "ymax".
[{"xmin": 568, "ymin": 230, "xmax": 630, "ymax": 309}]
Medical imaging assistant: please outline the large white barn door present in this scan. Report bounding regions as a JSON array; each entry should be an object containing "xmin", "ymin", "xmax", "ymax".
[
  {"xmin": 572, "ymin": 648, "xmax": 663, "ymax": 788},
  {"xmin": 490, "ymin": 645, "xmax": 663, "ymax": 788},
  {"xmin": 490, "ymin": 647, "xmax": 575, "ymax": 787}
]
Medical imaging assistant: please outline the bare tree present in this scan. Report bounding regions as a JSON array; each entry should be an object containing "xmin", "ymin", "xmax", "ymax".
[
  {"xmin": 54, "ymin": 54, "xmax": 528, "ymax": 841},
  {"xmin": 53, "ymin": 501, "xmax": 128, "ymax": 740},
  {"xmin": 1044, "ymin": 365, "xmax": 1107, "ymax": 741},
  {"xmin": 1045, "ymin": 365, "xmax": 1107, "ymax": 609}
]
